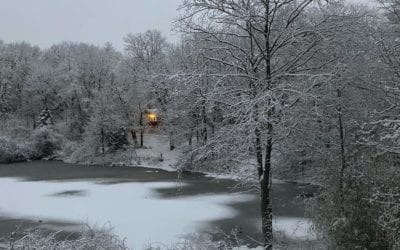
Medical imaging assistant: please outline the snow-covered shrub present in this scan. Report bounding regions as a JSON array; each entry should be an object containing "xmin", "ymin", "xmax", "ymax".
[
  {"xmin": 30, "ymin": 126, "xmax": 63, "ymax": 159},
  {"xmin": 68, "ymin": 91, "xmax": 130, "ymax": 161},
  {"xmin": 9, "ymin": 228, "xmax": 260, "ymax": 250},
  {"xmin": 0, "ymin": 137, "xmax": 35, "ymax": 163},
  {"xmin": 10, "ymin": 227, "xmax": 128, "ymax": 250},
  {"xmin": 310, "ymin": 160, "xmax": 400, "ymax": 250},
  {"xmin": 177, "ymin": 125, "xmax": 258, "ymax": 183},
  {"xmin": 107, "ymin": 127, "xmax": 129, "ymax": 151},
  {"xmin": 65, "ymin": 143, "xmax": 94, "ymax": 164},
  {"xmin": 0, "ymin": 138, "xmax": 25, "ymax": 163},
  {"xmin": 143, "ymin": 232, "xmax": 241, "ymax": 250}
]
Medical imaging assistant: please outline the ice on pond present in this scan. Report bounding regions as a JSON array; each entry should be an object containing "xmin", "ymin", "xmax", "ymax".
[
  {"xmin": 0, "ymin": 178, "xmax": 315, "ymax": 248},
  {"xmin": 0, "ymin": 178, "xmax": 250, "ymax": 248}
]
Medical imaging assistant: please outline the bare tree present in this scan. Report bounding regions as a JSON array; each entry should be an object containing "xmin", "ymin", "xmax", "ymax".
[
  {"xmin": 176, "ymin": 0, "xmax": 344, "ymax": 247},
  {"xmin": 124, "ymin": 30, "xmax": 167, "ymax": 147}
]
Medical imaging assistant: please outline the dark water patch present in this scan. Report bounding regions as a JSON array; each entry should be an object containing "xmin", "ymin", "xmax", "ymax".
[
  {"xmin": 0, "ymin": 161, "xmax": 202, "ymax": 182},
  {"xmin": 203, "ymin": 196, "xmax": 262, "ymax": 246},
  {"xmin": 49, "ymin": 190, "xmax": 88, "ymax": 197},
  {"xmin": 152, "ymin": 178, "xmax": 242, "ymax": 198},
  {"xmin": 150, "ymin": 178, "xmax": 313, "ymax": 246},
  {"xmin": 0, "ymin": 216, "xmax": 80, "ymax": 244}
]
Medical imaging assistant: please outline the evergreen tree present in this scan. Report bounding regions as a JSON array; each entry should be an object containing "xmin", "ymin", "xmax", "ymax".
[{"xmin": 36, "ymin": 108, "xmax": 53, "ymax": 128}]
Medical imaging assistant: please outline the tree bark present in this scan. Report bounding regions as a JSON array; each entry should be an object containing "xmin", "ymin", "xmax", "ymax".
[
  {"xmin": 169, "ymin": 131, "xmax": 175, "ymax": 150},
  {"xmin": 139, "ymin": 110, "xmax": 144, "ymax": 147},
  {"xmin": 337, "ymin": 88, "xmax": 346, "ymax": 207},
  {"xmin": 261, "ymin": 133, "xmax": 273, "ymax": 249},
  {"xmin": 202, "ymin": 104, "xmax": 207, "ymax": 145},
  {"xmin": 256, "ymin": 123, "xmax": 273, "ymax": 249},
  {"xmin": 188, "ymin": 132, "xmax": 192, "ymax": 147},
  {"xmin": 101, "ymin": 127, "xmax": 105, "ymax": 156},
  {"xmin": 263, "ymin": 2, "xmax": 273, "ymax": 246},
  {"xmin": 140, "ymin": 130, "xmax": 144, "ymax": 147},
  {"xmin": 131, "ymin": 130, "xmax": 138, "ymax": 145}
]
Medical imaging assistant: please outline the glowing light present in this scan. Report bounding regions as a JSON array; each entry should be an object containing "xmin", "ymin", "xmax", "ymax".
[{"xmin": 148, "ymin": 113, "xmax": 157, "ymax": 121}]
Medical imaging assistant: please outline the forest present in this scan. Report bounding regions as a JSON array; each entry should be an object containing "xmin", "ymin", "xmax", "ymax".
[{"xmin": 0, "ymin": 0, "xmax": 400, "ymax": 249}]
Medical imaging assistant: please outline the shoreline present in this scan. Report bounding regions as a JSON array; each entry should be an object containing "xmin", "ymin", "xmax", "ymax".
[{"xmin": 1, "ymin": 158, "xmax": 321, "ymax": 189}]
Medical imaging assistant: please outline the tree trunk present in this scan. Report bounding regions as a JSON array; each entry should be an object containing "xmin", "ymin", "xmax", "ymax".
[
  {"xmin": 169, "ymin": 131, "xmax": 175, "ymax": 150},
  {"xmin": 131, "ymin": 130, "xmax": 138, "ymax": 145},
  {"xmin": 188, "ymin": 130, "xmax": 193, "ymax": 147},
  {"xmin": 261, "ymin": 134, "xmax": 273, "ymax": 249},
  {"xmin": 101, "ymin": 127, "xmax": 105, "ymax": 156},
  {"xmin": 337, "ymin": 88, "xmax": 346, "ymax": 206},
  {"xmin": 253, "ymin": 4, "xmax": 274, "ymax": 245},
  {"xmin": 263, "ymin": 3, "xmax": 273, "ymax": 246},
  {"xmin": 139, "ymin": 111, "xmax": 144, "ymax": 147},
  {"xmin": 140, "ymin": 130, "xmax": 144, "ymax": 147},
  {"xmin": 32, "ymin": 114, "xmax": 36, "ymax": 129},
  {"xmin": 202, "ymin": 104, "xmax": 207, "ymax": 145},
  {"xmin": 255, "ymin": 124, "xmax": 273, "ymax": 249}
]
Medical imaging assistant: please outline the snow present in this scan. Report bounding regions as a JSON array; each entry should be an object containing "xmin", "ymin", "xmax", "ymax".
[
  {"xmin": 232, "ymin": 218, "xmax": 315, "ymax": 250},
  {"xmin": 205, "ymin": 172, "xmax": 286, "ymax": 184},
  {"xmin": 131, "ymin": 133, "xmax": 179, "ymax": 172},
  {"xmin": 273, "ymin": 217, "xmax": 316, "ymax": 240},
  {"xmin": 64, "ymin": 133, "xmax": 181, "ymax": 172},
  {"xmin": 0, "ymin": 178, "xmax": 252, "ymax": 249}
]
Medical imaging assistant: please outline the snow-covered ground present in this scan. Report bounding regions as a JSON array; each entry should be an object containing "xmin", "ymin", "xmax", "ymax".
[
  {"xmin": 273, "ymin": 217, "xmax": 315, "ymax": 240},
  {"xmin": 133, "ymin": 133, "xmax": 179, "ymax": 172},
  {"xmin": 64, "ymin": 133, "xmax": 180, "ymax": 172}
]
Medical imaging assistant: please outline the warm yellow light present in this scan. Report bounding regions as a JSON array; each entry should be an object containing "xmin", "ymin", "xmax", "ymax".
[{"xmin": 148, "ymin": 113, "xmax": 157, "ymax": 121}]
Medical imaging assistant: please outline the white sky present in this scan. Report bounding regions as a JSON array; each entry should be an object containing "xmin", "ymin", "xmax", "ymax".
[
  {"xmin": 0, "ymin": 0, "xmax": 376, "ymax": 52},
  {"xmin": 0, "ymin": 0, "xmax": 182, "ymax": 51}
]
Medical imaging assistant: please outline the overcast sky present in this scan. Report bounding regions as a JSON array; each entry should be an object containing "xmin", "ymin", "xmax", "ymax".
[
  {"xmin": 0, "ymin": 0, "xmax": 182, "ymax": 51},
  {"xmin": 0, "ymin": 0, "xmax": 376, "ymax": 52}
]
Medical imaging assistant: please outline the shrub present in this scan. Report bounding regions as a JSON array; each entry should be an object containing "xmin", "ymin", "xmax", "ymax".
[
  {"xmin": 10, "ymin": 227, "xmax": 128, "ymax": 250},
  {"xmin": 30, "ymin": 126, "xmax": 63, "ymax": 159},
  {"xmin": 310, "ymin": 163, "xmax": 400, "ymax": 250},
  {"xmin": 0, "ymin": 137, "xmax": 33, "ymax": 163}
]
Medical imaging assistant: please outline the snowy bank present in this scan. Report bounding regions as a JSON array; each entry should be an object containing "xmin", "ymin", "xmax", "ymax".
[{"xmin": 64, "ymin": 133, "xmax": 179, "ymax": 172}]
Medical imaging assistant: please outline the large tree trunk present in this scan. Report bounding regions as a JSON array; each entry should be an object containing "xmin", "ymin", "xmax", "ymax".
[
  {"xmin": 256, "ymin": 125, "xmax": 273, "ymax": 249},
  {"xmin": 262, "ymin": 3, "xmax": 273, "ymax": 246},
  {"xmin": 261, "ymin": 134, "xmax": 273, "ymax": 249}
]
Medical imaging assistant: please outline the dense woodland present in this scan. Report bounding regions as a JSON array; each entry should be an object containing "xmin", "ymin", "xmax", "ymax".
[{"xmin": 1, "ymin": 0, "xmax": 400, "ymax": 249}]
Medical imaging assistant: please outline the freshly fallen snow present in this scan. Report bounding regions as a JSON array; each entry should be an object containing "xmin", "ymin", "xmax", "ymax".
[
  {"xmin": 0, "ymin": 178, "xmax": 252, "ymax": 249},
  {"xmin": 273, "ymin": 217, "xmax": 315, "ymax": 240},
  {"xmin": 233, "ymin": 218, "xmax": 315, "ymax": 250},
  {"xmin": 205, "ymin": 172, "xmax": 286, "ymax": 184},
  {"xmin": 134, "ymin": 133, "xmax": 180, "ymax": 172}
]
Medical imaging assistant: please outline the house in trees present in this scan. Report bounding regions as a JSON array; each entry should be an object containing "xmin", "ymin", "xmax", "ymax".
[{"xmin": 145, "ymin": 109, "xmax": 160, "ymax": 126}]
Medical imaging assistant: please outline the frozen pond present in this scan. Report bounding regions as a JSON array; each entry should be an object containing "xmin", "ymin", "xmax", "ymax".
[
  {"xmin": 0, "ymin": 161, "xmax": 316, "ymax": 248},
  {"xmin": 0, "ymin": 178, "xmax": 253, "ymax": 248}
]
